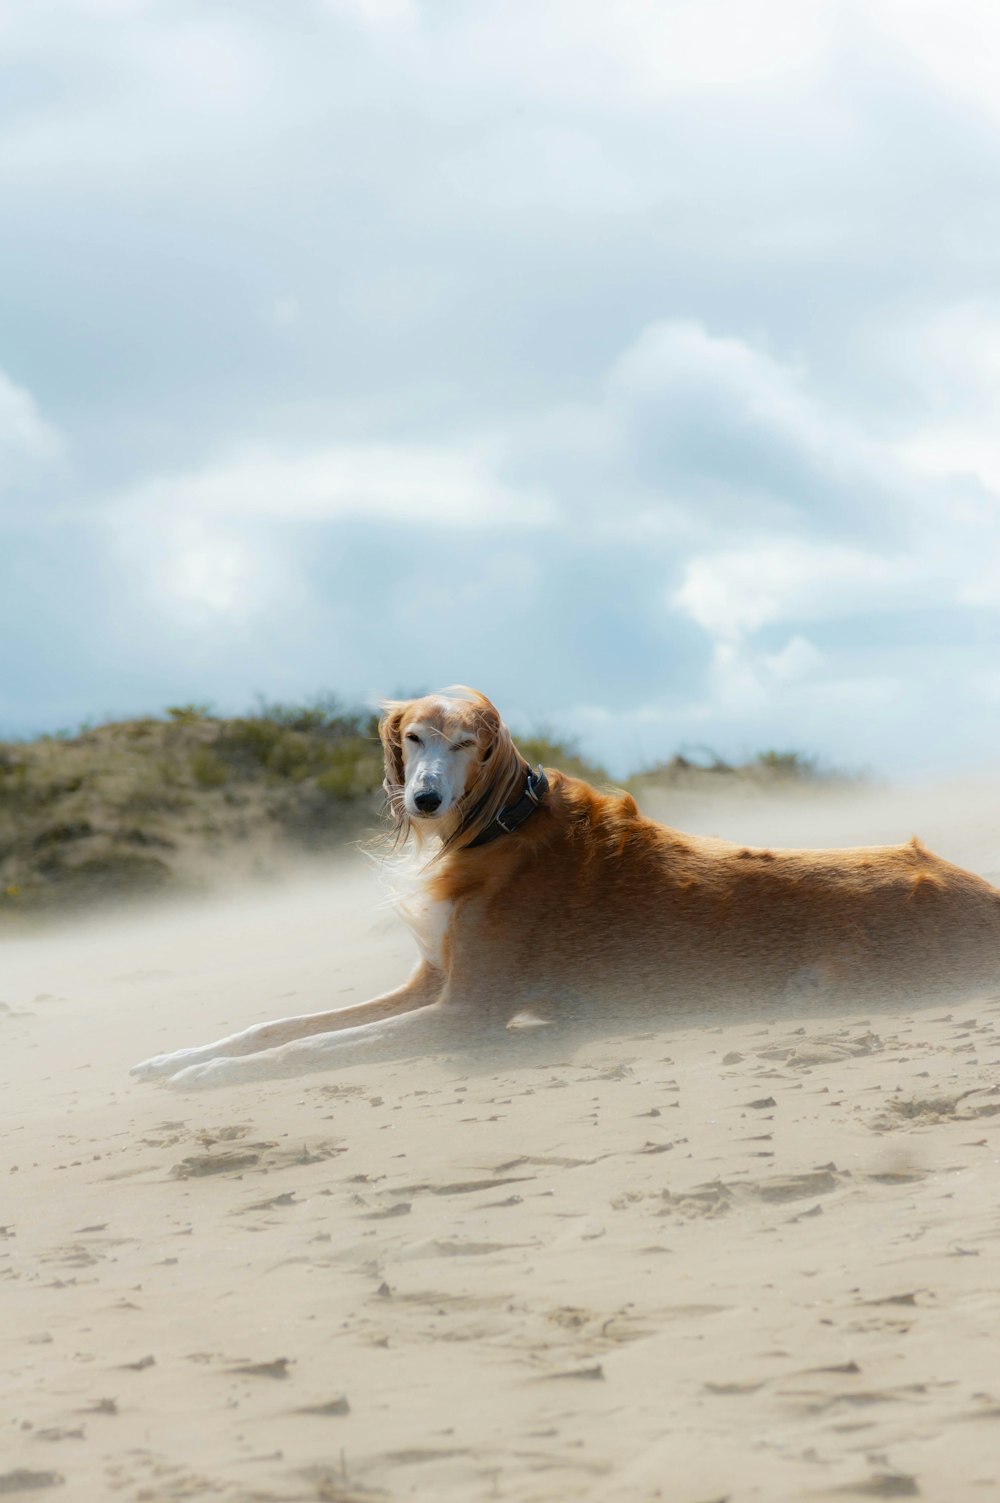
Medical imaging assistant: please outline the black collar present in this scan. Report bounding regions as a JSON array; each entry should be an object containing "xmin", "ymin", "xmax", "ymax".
[{"xmin": 463, "ymin": 765, "xmax": 549, "ymax": 850}]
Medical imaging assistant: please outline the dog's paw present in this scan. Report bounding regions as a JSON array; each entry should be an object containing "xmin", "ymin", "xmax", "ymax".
[
  {"xmin": 130, "ymin": 1047, "xmax": 214, "ymax": 1082},
  {"xmin": 166, "ymin": 1056, "xmax": 259, "ymax": 1091}
]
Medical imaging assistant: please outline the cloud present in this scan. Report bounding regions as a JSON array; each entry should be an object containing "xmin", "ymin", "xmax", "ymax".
[
  {"xmin": 872, "ymin": 0, "xmax": 1000, "ymax": 129},
  {"xmin": 100, "ymin": 440, "xmax": 555, "ymax": 629},
  {"xmin": 322, "ymin": 0, "xmax": 417, "ymax": 25},
  {"xmin": 416, "ymin": 0, "xmax": 835, "ymax": 108},
  {"xmin": 763, "ymin": 634, "xmax": 824, "ymax": 683},
  {"xmin": 110, "ymin": 442, "xmax": 552, "ymax": 529},
  {"xmin": 100, "ymin": 312, "xmax": 915, "ymax": 637},
  {"xmin": 0, "ymin": 8, "xmax": 274, "ymax": 179},
  {"xmin": 883, "ymin": 302, "xmax": 1000, "ymax": 511},
  {"xmin": 4, "ymin": 0, "xmax": 1000, "ymax": 782},
  {"xmin": 607, "ymin": 320, "xmax": 908, "ymax": 536},
  {"xmin": 0, "ymin": 368, "xmax": 63, "ymax": 496},
  {"xmin": 672, "ymin": 540, "xmax": 917, "ymax": 641},
  {"xmin": 500, "ymin": 316, "xmax": 926, "ymax": 560},
  {"xmin": 45, "ymin": 303, "xmax": 1000, "ymax": 780}
]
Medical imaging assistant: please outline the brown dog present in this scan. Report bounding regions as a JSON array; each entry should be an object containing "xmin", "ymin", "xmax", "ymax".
[{"xmin": 132, "ymin": 686, "xmax": 1000, "ymax": 1089}]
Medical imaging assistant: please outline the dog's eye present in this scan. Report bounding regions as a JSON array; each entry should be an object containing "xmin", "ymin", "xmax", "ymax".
[
  {"xmin": 454, "ymin": 739, "xmax": 476, "ymax": 751},
  {"xmin": 405, "ymin": 732, "xmax": 422, "ymax": 745}
]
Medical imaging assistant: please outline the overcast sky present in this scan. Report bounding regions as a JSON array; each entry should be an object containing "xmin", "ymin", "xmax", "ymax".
[{"xmin": 3, "ymin": 0, "xmax": 1000, "ymax": 775}]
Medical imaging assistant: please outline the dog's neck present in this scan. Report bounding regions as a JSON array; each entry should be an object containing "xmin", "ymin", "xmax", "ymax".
[{"xmin": 463, "ymin": 765, "xmax": 549, "ymax": 849}]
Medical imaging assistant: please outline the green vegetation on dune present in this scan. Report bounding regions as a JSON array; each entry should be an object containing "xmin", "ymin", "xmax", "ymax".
[
  {"xmin": 0, "ymin": 698, "xmax": 387, "ymax": 922},
  {"xmin": 628, "ymin": 746, "xmax": 822, "ymax": 792},
  {"xmin": 0, "ymin": 698, "xmax": 830, "ymax": 924}
]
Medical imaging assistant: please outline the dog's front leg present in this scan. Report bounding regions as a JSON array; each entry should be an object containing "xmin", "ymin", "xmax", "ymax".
[
  {"xmin": 162, "ymin": 1001, "xmax": 494, "ymax": 1090},
  {"xmin": 131, "ymin": 963, "xmax": 443, "ymax": 1082}
]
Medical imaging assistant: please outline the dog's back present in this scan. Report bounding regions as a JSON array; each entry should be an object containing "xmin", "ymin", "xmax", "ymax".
[{"xmin": 427, "ymin": 771, "xmax": 1000, "ymax": 1016}]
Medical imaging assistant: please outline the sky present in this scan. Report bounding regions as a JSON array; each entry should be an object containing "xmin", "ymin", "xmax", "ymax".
[{"xmin": 3, "ymin": 0, "xmax": 1000, "ymax": 776}]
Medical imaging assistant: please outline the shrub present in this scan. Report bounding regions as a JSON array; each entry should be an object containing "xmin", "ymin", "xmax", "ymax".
[
  {"xmin": 32, "ymin": 820, "xmax": 94, "ymax": 848},
  {"xmin": 215, "ymin": 717, "xmax": 284, "ymax": 771},
  {"xmin": 190, "ymin": 749, "xmax": 228, "ymax": 787},
  {"xmin": 266, "ymin": 731, "xmax": 316, "ymax": 780},
  {"xmin": 315, "ymin": 749, "xmax": 384, "ymax": 799},
  {"xmin": 252, "ymin": 694, "xmax": 374, "ymax": 739},
  {"xmin": 755, "ymin": 750, "xmax": 817, "ymax": 778},
  {"xmin": 167, "ymin": 704, "xmax": 211, "ymax": 724}
]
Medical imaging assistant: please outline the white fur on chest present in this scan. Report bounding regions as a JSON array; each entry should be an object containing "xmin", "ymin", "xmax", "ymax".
[
  {"xmin": 403, "ymin": 892, "xmax": 451, "ymax": 968},
  {"xmin": 379, "ymin": 851, "xmax": 453, "ymax": 970}
]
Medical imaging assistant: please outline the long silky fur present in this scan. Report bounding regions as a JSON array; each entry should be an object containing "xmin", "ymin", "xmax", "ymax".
[{"xmin": 377, "ymin": 688, "xmax": 532, "ymax": 861}]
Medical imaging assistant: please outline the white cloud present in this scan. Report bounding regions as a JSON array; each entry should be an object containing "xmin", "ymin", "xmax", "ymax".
[
  {"xmin": 101, "ymin": 439, "xmax": 555, "ymax": 625},
  {"xmin": 902, "ymin": 431, "xmax": 1000, "ymax": 497},
  {"xmin": 763, "ymin": 634, "xmax": 824, "ymax": 682},
  {"xmin": 0, "ymin": 369, "xmax": 63, "ymax": 495},
  {"xmin": 501, "ymin": 317, "xmax": 913, "ymax": 549},
  {"xmin": 605, "ymin": 319, "xmax": 903, "ymax": 533},
  {"xmin": 111, "ymin": 442, "xmax": 553, "ymax": 528},
  {"xmin": 322, "ymin": 0, "xmax": 416, "ymax": 25},
  {"xmin": 426, "ymin": 0, "xmax": 835, "ymax": 108},
  {"xmin": 892, "ymin": 302, "xmax": 1000, "ymax": 417},
  {"xmin": 871, "ymin": 0, "xmax": 1000, "ymax": 130},
  {"xmin": 157, "ymin": 519, "xmax": 269, "ymax": 617},
  {"xmin": 705, "ymin": 635, "xmax": 826, "ymax": 716},
  {"xmin": 672, "ymin": 541, "xmax": 912, "ymax": 641},
  {"xmin": 883, "ymin": 303, "xmax": 1000, "ymax": 510},
  {"xmin": 0, "ymin": 7, "xmax": 286, "ymax": 180}
]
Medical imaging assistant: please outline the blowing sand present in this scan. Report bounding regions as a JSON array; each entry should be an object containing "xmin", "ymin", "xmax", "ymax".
[{"xmin": 4, "ymin": 781, "xmax": 1000, "ymax": 1502}]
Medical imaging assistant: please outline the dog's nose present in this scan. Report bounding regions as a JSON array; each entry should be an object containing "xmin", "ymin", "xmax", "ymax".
[{"xmin": 414, "ymin": 789, "xmax": 442, "ymax": 815}]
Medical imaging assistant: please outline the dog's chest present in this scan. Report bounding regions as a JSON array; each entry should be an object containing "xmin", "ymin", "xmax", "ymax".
[
  {"xmin": 409, "ymin": 895, "xmax": 451, "ymax": 967},
  {"xmin": 400, "ymin": 892, "xmax": 452, "ymax": 968},
  {"xmin": 382, "ymin": 856, "xmax": 453, "ymax": 969}
]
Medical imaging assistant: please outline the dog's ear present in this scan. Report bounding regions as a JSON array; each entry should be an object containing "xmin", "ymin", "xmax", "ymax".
[
  {"xmin": 470, "ymin": 699, "xmax": 525, "ymax": 786},
  {"xmin": 471, "ymin": 695, "xmax": 504, "ymax": 764},
  {"xmin": 378, "ymin": 702, "xmax": 407, "ymax": 795}
]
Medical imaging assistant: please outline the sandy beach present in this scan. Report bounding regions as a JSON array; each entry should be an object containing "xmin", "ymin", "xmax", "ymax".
[{"xmin": 4, "ymin": 782, "xmax": 1000, "ymax": 1502}]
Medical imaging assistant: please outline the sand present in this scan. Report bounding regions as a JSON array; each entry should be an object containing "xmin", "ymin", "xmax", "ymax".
[{"xmin": 4, "ymin": 783, "xmax": 1000, "ymax": 1502}]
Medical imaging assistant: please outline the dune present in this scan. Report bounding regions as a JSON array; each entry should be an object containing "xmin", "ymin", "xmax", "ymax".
[{"xmin": 4, "ymin": 779, "xmax": 1000, "ymax": 1501}]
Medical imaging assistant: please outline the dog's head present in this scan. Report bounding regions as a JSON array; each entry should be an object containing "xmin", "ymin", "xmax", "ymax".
[{"xmin": 379, "ymin": 686, "xmax": 528, "ymax": 850}]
